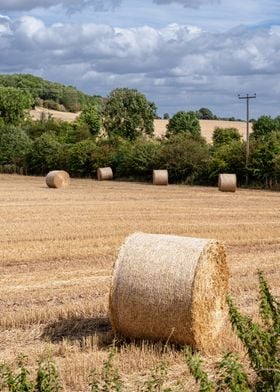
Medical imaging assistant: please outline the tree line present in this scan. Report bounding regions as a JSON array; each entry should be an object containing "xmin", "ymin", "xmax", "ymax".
[
  {"xmin": 0, "ymin": 74, "xmax": 100, "ymax": 113},
  {"xmin": 0, "ymin": 83, "xmax": 279, "ymax": 189}
]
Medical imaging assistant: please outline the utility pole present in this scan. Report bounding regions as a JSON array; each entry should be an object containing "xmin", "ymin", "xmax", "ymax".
[{"xmin": 238, "ymin": 93, "xmax": 256, "ymax": 186}]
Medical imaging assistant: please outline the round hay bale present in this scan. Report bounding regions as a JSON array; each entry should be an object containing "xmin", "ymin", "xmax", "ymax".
[
  {"xmin": 218, "ymin": 173, "xmax": 237, "ymax": 192},
  {"xmin": 109, "ymin": 232, "xmax": 228, "ymax": 352},
  {"xmin": 153, "ymin": 170, "xmax": 168, "ymax": 185},
  {"xmin": 97, "ymin": 167, "xmax": 113, "ymax": 181},
  {"xmin": 46, "ymin": 170, "xmax": 70, "ymax": 188}
]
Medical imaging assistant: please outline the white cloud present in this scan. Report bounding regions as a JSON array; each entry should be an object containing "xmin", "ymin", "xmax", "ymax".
[
  {"xmin": 153, "ymin": 0, "xmax": 219, "ymax": 8},
  {"xmin": 15, "ymin": 16, "xmax": 44, "ymax": 37},
  {"xmin": 0, "ymin": 0, "xmax": 218, "ymax": 11},
  {"xmin": 0, "ymin": 14, "xmax": 11, "ymax": 34},
  {"xmin": 0, "ymin": 15, "xmax": 280, "ymax": 117},
  {"xmin": 0, "ymin": 0, "xmax": 121, "ymax": 11}
]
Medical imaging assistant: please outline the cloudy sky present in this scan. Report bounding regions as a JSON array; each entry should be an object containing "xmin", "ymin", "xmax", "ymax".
[{"xmin": 0, "ymin": 0, "xmax": 280, "ymax": 118}]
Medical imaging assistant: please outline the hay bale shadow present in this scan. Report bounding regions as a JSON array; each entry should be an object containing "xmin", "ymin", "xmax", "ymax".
[
  {"xmin": 42, "ymin": 315, "xmax": 113, "ymax": 348},
  {"xmin": 42, "ymin": 315, "xmax": 182, "ymax": 352}
]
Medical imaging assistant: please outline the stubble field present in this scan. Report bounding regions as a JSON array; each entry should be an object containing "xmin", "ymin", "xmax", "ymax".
[{"xmin": 0, "ymin": 174, "xmax": 279, "ymax": 390}]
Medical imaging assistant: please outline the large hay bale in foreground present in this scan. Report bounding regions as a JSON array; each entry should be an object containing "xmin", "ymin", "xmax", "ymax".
[
  {"xmin": 218, "ymin": 173, "xmax": 237, "ymax": 192},
  {"xmin": 46, "ymin": 170, "xmax": 70, "ymax": 188},
  {"xmin": 109, "ymin": 232, "xmax": 228, "ymax": 352},
  {"xmin": 97, "ymin": 167, "xmax": 113, "ymax": 181},
  {"xmin": 153, "ymin": 170, "xmax": 168, "ymax": 185}
]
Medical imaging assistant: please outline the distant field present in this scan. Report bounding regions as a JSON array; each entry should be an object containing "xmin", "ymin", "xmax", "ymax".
[
  {"xmin": 30, "ymin": 106, "xmax": 80, "ymax": 122},
  {"xmin": 153, "ymin": 119, "xmax": 252, "ymax": 142},
  {"xmin": 0, "ymin": 174, "xmax": 279, "ymax": 390},
  {"xmin": 30, "ymin": 107, "xmax": 252, "ymax": 142}
]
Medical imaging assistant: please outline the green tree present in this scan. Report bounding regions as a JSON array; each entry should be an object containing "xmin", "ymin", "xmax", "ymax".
[
  {"xmin": 67, "ymin": 122, "xmax": 92, "ymax": 144},
  {"xmin": 272, "ymin": 154, "xmax": 280, "ymax": 180},
  {"xmin": 103, "ymin": 88, "xmax": 156, "ymax": 140},
  {"xmin": 0, "ymin": 86, "xmax": 33, "ymax": 125},
  {"xmin": 78, "ymin": 103, "xmax": 102, "ymax": 138},
  {"xmin": 0, "ymin": 125, "xmax": 32, "ymax": 168},
  {"xmin": 249, "ymin": 131, "xmax": 280, "ymax": 187},
  {"xmin": 166, "ymin": 111, "xmax": 201, "ymax": 138},
  {"xmin": 196, "ymin": 107, "xmax": 216, "ymax": 120},
  {"xmin": 158, "ymin": 133, "xmax": 208, "ymax": 183},
  {"xmin": 210, "ymin": 139, "xmax": 246, "ymax": 183},
  {"xmin": 212, "ymin": 127, "xmax": 241, "ymax": 147},
  {"xmin": 115, "ymin": 137, "xmax": 160, "ymax": 180},
  {"xmin": 60, "ymin": 87, "xmax": 82, "ymax": 112},
  {"xmin": 67, "ymin": 138, "xmax": 116, "ymax": 178},
  {"xmin": 0, "ymin": 73, "xmax": 98, "ymax": 113},
  {"xmin": 27, "ymin": 132, "xmax": 64, "ymax": 175},
  {"xmin": 24, "ymin": 116, "xmax": 75, "ymax": 142},
  {"xmin": 67, "ymin": 139, "xmax": 96, "ymax": 177},
  {"xmin": 252, "ymin": 115, "xmax": 280, "ymax": 140}
]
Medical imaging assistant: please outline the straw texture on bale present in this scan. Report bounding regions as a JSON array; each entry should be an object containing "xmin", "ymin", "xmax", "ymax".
[
  {"xmin": 218, "ymin": 173, "xmax": 237, "ymax": 192},
  {"xmin": 153, "ymin": 170, "xmax": 168, "ymax": 185},
  {"xmin": 45, "ymin": 170, "xmax": 70, "ymax": 188},
  {"xmin": 109, "ymin": 232, "xmax": 228, "ymax": 352},
  {"xmin": 97, "ymin": 167, "xmax": 113, "ymax": 181}
]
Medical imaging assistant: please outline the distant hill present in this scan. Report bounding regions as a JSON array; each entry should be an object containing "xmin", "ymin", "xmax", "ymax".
[{"xmin": 0, "ymin": 73, "xmax": 101, "ymax": 113}]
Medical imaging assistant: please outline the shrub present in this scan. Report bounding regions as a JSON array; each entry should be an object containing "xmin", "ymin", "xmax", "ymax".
[
  {"xmin": 115, "ymin": 137, "xmax": 160, "ymax": 180},
  {"xmin": 24, "ymin": 117, "xmax": 76, "ymax": 143},
  {"xmin": 89, "ymin": 348, "xmax": 122, "ymax": 392},
  {"xmin": 249, "ymin": 131, "xmax": 280, "ymax": 188},
  {"xmin": 209, "ymin": 139, "xmax": 246, "ymax": 184},
  {"xmin": 67, "ymin": 138, "xmax": 116, "ymax": 177},
  {"xmin": 0, "ymin": 125, "xmax": 32, "ymax": 169},
  {"xmin": 141, "ymin": 362, "xmax": 171, "ymax": 392},
  {"xmin": 92, "ymin": 139, "xmax": 117, "ymax": 173},
  {"xmin": 186, "ymin": 271, "xmax": 280, "ymax": 391},
  {"xmin": 158, "ymin": 133, "xmax": 209, "ymax": 183},
  {"xmin": 68, "ymin": 122, "xmax": 92, "ymax": 143},
  {"xmin": 35, "ymin": 358, "xmax": 62, "ymax": 392},
  {"xmin": 67, "ymin": 139, "xmax": 96, "ymax": 177},
  {"xmin": 43, "ymin": 99, "xmax": 62, "ymax": 111},
  {"xmin": 26, "ymin": 132, "xmax": 65, "ymax": 175},
  {"xmin": 0, "ymin": 355, "xmax": 61, "ymax": 392},
  {"xmin": 227, "ymin": 271, "xmax": 280, "ymax": 390},
  {"xmin": 212, "ymin": 127, "xmax": 241, "ymax": 147},
  {"xmin": 78, "ymin": 103, "xmax": 102, "ymax": 138}
]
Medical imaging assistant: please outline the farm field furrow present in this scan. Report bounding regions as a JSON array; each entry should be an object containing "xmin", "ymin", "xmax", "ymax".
[{"xmin": 0, "ymin": 174, "xmax": 279, "ymax": 391}]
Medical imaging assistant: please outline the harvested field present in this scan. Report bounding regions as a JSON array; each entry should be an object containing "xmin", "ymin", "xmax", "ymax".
[
  {"xmin": 30, "ymin": 107, "xmax": 252, "ymax": 143},
  {"xmin": 0, "ymin": 174, "xmax": 279, "ymax": 390},
  {"xmin": 153, "ymin": 119, "xmax": 253, "ymax": 142},
  {"xmin": 30, "ymin": 106, "xmax": 80, "ymax": 122}
]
